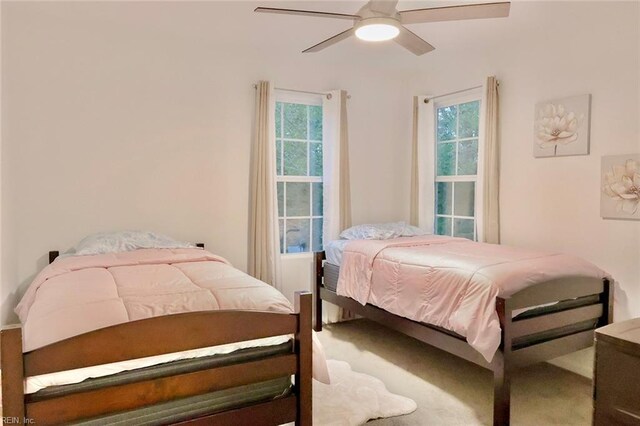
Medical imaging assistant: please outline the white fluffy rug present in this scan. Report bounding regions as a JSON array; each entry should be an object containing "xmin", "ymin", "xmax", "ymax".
[{"xmin": 312, "ymin": 360, "xmax": 417, "ymax": 425}]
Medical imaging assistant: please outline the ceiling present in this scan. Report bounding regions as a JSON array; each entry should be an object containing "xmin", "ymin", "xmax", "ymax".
[{"xmin": 1, "ymin": 1, "xmax": 603, "ymax": 71}]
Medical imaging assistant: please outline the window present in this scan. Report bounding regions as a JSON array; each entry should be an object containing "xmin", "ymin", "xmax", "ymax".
[
  {"xmin": 275, "ymin": 94, "xmax": 323, "ymax": 254},
  {"xmin": 434, "ymin": 98, "xmax": 481, "ymax": 240}
]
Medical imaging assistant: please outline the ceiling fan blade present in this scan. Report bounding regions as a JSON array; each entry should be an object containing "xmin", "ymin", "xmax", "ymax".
[
  {"xmin": 399, "ymin": 1, "xmax": 510, "ymax": 25},
  {"xmin": 394, "ymin": 26, "xmax": 435, "ymax": 56},
  {"xmin": 303, "ymin": 28, "xmax": 355, "ymax": 53},
  {"xmin": 254, "ymin": 7, "xmax": 358, "ymax": 20},
  {"xmin": 368, "ymin": 0, "xmax": 399, "ymax": 15}
]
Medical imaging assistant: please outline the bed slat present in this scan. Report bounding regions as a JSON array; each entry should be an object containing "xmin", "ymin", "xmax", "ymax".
[
  {"xmin": 173, "ymin": 394, "xmax": 297, "ymax": 426},
  {"xmin": 25, "ymin": 310, "xmax": 297, "ymax": 376},
  {"xmin": 506, "ymin": 277, "xmax": 604, "ymax": 311},
  {"xmin": 26, "ymin": 354, "xmax": 296, "ymax": 425},
  {"xmin": 509, "ymin": 329, "xmax": 595, "ymax": 369},
  {"xmin": 511, "ymin": 304, "xmax": 603, "ymax": 339}
]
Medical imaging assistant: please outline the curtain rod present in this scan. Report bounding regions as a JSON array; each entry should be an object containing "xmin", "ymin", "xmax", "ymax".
[
  {"xmin": 253, "ymin": 84, "xmax": 350, "ymax": 99},
  {"xmin": 423, "ymin": 84, "xmax": 490, "ymax": 103}
]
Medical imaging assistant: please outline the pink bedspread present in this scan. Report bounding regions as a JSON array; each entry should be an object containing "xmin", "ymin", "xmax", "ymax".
[
  {"xmin": 16, "ymin": 248, "xmax": 329, "ymax": 383},
  {"xmin": 337, "ymin": 236, "xmax": 608, "ymax": 362}
]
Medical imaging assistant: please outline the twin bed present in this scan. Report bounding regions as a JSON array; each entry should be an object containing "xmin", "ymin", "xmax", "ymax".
[
  {"xmin": 1, "ymin": 230, "xmax": 612, "ymax": 425},
  {"xmin": 314, "ymin": 234, "xmax": 612, "ymax": 426},
  {"xmin": 2, "ymin": 240, "xmax": 317, "ymax": 425}
]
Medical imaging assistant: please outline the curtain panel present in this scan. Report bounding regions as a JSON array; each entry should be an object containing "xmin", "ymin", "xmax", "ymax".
[
  {"xmin": 409, "ymin": 96, "xmax": 420, "ymax": 227},
  {"xmin": 248, "ymin": 81, "xmax": 281, "ymax": 288},
  {"xmin": 481, "ymin": 76, "xmax": 501, "ymax": 244},
  {"xmin": 323, "ymin": 89, "xmax": 353, "ymax": 323}
]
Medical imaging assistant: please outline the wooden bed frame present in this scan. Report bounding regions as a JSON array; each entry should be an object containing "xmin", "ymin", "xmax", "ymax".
[
  {"xmin": 0, "ymin": 246, "xmax": 312, "ymax": 426},
  {"xmin": 313, "ymin": 251, "xmax": 613, "ymax": 426}
]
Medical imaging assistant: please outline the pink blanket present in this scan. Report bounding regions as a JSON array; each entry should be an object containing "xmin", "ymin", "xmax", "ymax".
[
  {"xmin": 337, "ymin": 236, "xmax": 608, "ymax": 362},
  {"xmin": 16, "ymin": 248, "xmax": 329, "ymax": 383}
]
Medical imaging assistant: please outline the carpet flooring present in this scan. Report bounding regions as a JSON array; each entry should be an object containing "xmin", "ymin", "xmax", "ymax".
[{"xmin": 316, "ymin": 319, "xmax": 593, "ymax": 426}]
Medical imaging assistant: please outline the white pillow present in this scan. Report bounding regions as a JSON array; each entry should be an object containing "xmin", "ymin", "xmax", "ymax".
[
  {"xmin": 401, "ymin": 224, "xmax": 430, "ymax": 237},
  {"xmin": 73, "ymin": 231, "xmax": 196, "ymax": 256},
  {"xmin": 339, "ymin": 222, "xmax": 429, "ymax": 240}
]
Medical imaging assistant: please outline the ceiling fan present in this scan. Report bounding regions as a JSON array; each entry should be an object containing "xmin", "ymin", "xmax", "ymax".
[{"xmin": 255, "ymin": 1, "xmax": 510, "ymax": 55}]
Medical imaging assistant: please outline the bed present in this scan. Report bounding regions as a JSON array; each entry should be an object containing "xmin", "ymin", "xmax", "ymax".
[
  {"xmin": 1, "ymin": 239, "xmax": 315, "ymax": 425},
  {"xmin": 314, "ymin": 235, "xmax": 613, "ymax": 426}
]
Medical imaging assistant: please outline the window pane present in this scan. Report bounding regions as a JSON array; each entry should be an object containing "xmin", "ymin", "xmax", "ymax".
[
  {"xmin": 458, "ymin": 140, "xmax": 478, "ymax": 175},
  {"xmin": 283, "ymin": 103, "xmax": 307, "ymax": 139},
  {"xmin": 312, "ymin": 218, "xmax": 323, "ymax": 251},
  {"xmin": 312, "ymin": 182, "xmax": 323, "ymax": 216},
  {"xmin": 436, "ymin": 182, "xmax": 452, "ymax": 215},
  {"xmin": 437, "ymin": 105, "xmax": 457, "ymax": 142},
  {"xmin": 275, "ymin": 102, "xmax": 282, "ymax": 138},
  {"xmin": 283, "ymin": 141, "xmax": 307, "ymax": 176},
  {"xmin": 458, "ymin": 101, "xmax": 480, "ymax": 138},
  {"xmin": 436, "ymin": 216, "xmax": 452, "ymax": 236},
  {"xmin": 277, "ymin": 182, "xmax": 284, "ymax": 217},
  {"xmin": 454, "ymin": 218, "xmax": 475, "ymax": 240},
  {"xmin": 309, "ymin": 142, "xmax": 323, "ymax": 176},
  {"xmin": 279, "ymin": 219, "xmax": 284, "ymax": 254},
  {"xmin": 286, "ymin": 219, "xmax": 310, "ymax": 253},
  {"xmin": 309, "ymin": 105, "xmax": 322, "ymax": 141},
  {"xmin": 286, "ymin": 182, "xmax": 310, "ymax": 216},
  {"xmin": 437, "ymin": 142, "xmax": 455, "ymax": 176},
  {"xmin": 454, "ymin": 182, "xmax": 475, "ymax": 217},
  {"xmin": 276, "ymin": 139, "xmax": 282, "ymax": 175}
]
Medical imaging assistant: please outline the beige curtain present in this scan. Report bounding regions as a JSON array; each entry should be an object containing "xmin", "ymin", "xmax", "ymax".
[
  {"xmin": 482, "ymin": 76, "xmax": 501, "ymax": 244},
  {"xmin": 248, "ymin": 81, "xmax": 280, "ymax": 287},
  {"xmin": 409, "ymin": 96, "xmax": 419, "ymax": 226},
  {"xmin": 323, "ymin": 90, "xmax": 353, "ymax": 323},
  {"xmin": 338, "ymin": 90, "xmax": 353, "ymax": 231}
]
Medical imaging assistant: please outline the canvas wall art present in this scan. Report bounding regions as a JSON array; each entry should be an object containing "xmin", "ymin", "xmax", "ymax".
[
  {"xmin": 533, "ymin": 94, "xmax": 591, "ymax": 158},
  {"xmin": 601, "ymin": 154, "xmax": 640, "ymax": 220}
]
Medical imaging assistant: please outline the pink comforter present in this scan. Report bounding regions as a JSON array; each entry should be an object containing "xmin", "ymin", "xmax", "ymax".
[
  {"xmin": 337, "ymin": 236, "xmax": 608, "ymax": 362},
  {"xmin": 16, "ymin": 248, "xmax": 329, "ymax": 383}
]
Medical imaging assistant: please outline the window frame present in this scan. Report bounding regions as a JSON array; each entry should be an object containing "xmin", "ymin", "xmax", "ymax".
[
  {"xmin": 274, "ymin": 90, "xmax": 324, "ymax": 257},
  {"xmin": 433, "ymin": 91, "xmax": 482, "ymax": 241}
]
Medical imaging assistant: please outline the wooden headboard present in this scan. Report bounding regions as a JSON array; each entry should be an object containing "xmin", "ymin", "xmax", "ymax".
[{"xmin": 48, "ymin": 243, "xmax": 205, "ymax": 264}]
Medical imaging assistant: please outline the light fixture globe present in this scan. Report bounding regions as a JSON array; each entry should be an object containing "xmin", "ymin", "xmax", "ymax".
[{"xmin": 354, "ymin": 17, "xmax": 400, "ymax": 42}]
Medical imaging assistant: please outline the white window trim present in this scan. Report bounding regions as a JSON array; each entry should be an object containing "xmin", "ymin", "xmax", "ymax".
[
  {"xmin": 417, "ymin": 87, "xmax": 485, "ymax": 239},
  {"xmin": 274, "ymin": 89, "xmax": 324, "ymax": 257}
]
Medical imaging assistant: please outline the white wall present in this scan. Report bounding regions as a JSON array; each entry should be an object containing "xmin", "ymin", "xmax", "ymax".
[
  {"xmin": 0, "ymin": 1, "xmax": 412, "ymax": 323},
  {"xmin": 407, "ymin": 1, "xmax": 639, "ymax": 376}
]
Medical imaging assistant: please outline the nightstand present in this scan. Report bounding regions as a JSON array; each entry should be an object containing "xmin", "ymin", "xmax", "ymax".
[{"xmin": 594, "ymin": 317, "xmax": 640, "ymax": 425}]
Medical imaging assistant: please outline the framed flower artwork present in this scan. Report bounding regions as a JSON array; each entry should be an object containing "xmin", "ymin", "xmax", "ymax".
[
  {"xmin": 601, "ymin": 154, "xmax": 640, "ymax": 220},
  {"xmin": 533, "ymin": 94, "xmax": 591, "ymax": 158}
]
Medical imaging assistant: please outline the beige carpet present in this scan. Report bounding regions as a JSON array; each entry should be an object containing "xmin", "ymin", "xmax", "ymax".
[{"xmin": 317, "ymin": 319, "xmax": 593, "ymax": 426}]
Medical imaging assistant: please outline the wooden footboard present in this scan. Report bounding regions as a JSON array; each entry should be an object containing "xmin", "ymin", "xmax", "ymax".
[
  {"xmin": 1, "ymin": 292, "xmax": 313, "ymax": 426},
  {"xmin": 313, "ymin": 251, "xmax": 613, "ymax": 425}
]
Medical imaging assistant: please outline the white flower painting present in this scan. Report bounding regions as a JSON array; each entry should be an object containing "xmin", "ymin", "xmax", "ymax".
[
  {"xmin": 601, "ymin": 154, "xmax": 640, "ymax": 220},
  {"xmin": 533, "ymin": 94, "xmax": 591, "ymax": 158}
]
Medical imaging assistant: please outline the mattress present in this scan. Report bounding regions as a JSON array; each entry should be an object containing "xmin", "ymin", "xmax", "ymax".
[{"xmin": 325, "ymin": 239, "xmax": 350, "ymax": 266}]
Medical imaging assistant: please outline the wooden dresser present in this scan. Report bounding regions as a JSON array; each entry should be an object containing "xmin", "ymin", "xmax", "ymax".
[{"xmin": 594, "ymin": 317, "xmax": 640, "ymax": 425}]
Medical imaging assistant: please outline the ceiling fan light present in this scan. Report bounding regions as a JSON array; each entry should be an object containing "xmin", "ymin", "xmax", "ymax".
[{"xmin": 355, "ymin": 23, "xmax": 399, "ymax": 41}]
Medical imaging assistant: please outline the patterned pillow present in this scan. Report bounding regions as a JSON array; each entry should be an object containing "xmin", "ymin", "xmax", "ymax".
[{"xmin": 339, "ymin": 222, "xmax": 429, "ymax": 240}]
